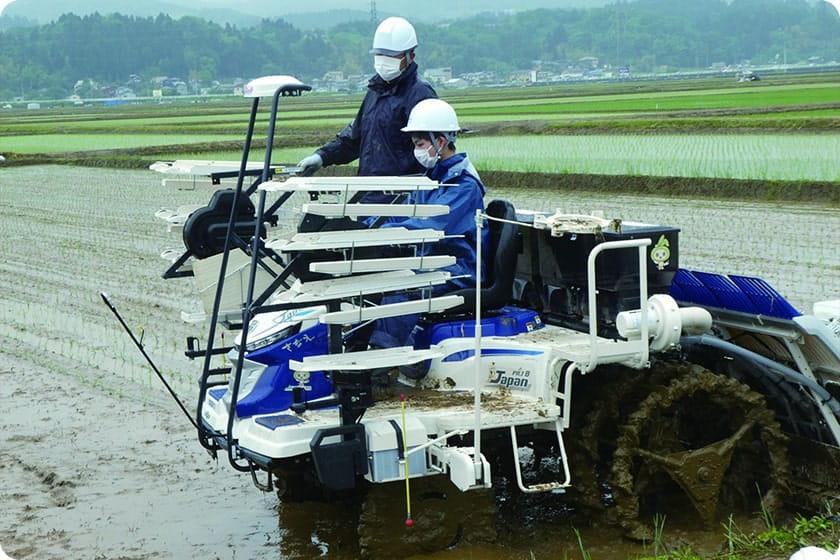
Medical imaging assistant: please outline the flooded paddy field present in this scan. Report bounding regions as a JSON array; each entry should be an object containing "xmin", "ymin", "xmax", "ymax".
[{"xmin": 0, "ymin": 166, "xmax": 837, "ymax": 559}]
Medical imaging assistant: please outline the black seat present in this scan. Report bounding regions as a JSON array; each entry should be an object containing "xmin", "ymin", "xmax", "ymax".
[{"xmin": 447, "ymin": 199, "xmax": 519, "ymax": 314}]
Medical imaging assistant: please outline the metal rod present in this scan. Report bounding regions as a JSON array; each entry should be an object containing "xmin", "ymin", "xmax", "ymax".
[
  {"xmin": 403, "ymin": 429, "xmax": 468, "ymax": 457},
  {"xmin": 224, "ymin": 189, "xmax": 269, "ymax": 471},
  {"xmin": 100, "ymin": 292, "xmax": 199, "ymax": 431},
  {"xmin": 259, "ymin": 90, "xmax": 282, "ymax": 186},
  {"xmin": 473, "ymin": 208, "xmax": 484, "ymax": 481},
  {"xmin": 586, "ymin": 238, "xmax": 651, "ymax": 371},
  {"xmin": 400, "ymin": 394, "xmax": 413, "ymax": 527}
]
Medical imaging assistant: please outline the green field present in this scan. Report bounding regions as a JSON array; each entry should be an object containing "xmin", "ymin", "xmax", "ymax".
[
  {"xmin": 466, "ymin": 134, "xmax": 840, "ymax": 181},
  {"xmin": 2, "ymin": 76, "xmax": 838, "ymax": 135},
  {"xmin": 0, "ymin": 133, "xmax": 239, "ymax": 153},
  {"xmin": 152, "ymin": 132, "xmax": 839, "ymax": 183},
  {"xmin": 1, "ymin": 73, "xmax": 838, "ymax": 199},
  {"xmin": 455, "ymin": 83, "xmax": 840, "ymax": 115}
]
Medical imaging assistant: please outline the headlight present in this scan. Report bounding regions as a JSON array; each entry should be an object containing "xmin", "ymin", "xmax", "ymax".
[{"xmin": 242, "ymin": 324, "xmax": 300, "ymax": 353}]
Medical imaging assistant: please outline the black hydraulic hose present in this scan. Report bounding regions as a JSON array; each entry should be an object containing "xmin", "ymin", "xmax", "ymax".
[
  {"xmin": 100, "ymin": 292, "xmax": 200, "ymax": 431},
  {"xmin": 680, "ymin": 334, "xmax": 840, "ymax": 417}
]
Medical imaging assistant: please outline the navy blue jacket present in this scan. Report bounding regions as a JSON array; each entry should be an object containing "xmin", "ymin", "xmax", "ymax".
[
  {"xmin": 368, "ymin": 154, "xmax": 487, "ymax": 348},
  {"xmin": 316, "ymin": 62, "xmax": 437, "ymax": 177},
  {"xmin": 379, "ymin": 153, "xmax": 487, "ymax": 289}
]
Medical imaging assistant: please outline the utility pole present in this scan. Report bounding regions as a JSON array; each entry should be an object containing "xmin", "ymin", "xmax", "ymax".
[
  {"xmin": 615, "ymin": 0, "xmax": 624, "ymax": 70},
  {"xmin": 370, "ymin": 0, "xmax": 378, "ymax": 30}
]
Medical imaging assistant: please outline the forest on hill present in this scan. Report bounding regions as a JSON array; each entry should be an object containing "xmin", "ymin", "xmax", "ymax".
[
  {"xmin": 0, "ymin": 0, "xmax": 838, "ymax": 100},
  {"xmin": 0, "ymin": 0, "xmax": 613, "ymax": 28}
]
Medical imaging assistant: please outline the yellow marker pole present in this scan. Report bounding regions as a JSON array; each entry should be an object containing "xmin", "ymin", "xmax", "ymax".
[{"xmin": 400, "ymin": 394, "xmax": 413, "ymax": 527}]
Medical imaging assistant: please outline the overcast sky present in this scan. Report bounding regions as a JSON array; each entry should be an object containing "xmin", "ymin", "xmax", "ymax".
[
  {"xmin": 0, "ymin": 0, "xmax": 840, "ymax": 15},
  {"xmin": 0, "ymin": 0, "xmax": 601, "ymax": 17}
]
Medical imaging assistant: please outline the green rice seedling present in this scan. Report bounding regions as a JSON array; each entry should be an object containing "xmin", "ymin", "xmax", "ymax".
[
  {"xmin": 652, "ymin": 514, "xmax": 667, "ymax": 557},
  {"xmin": 573, "ymin": 527, "xmax": 592, "ymax": 560},
  {"xmin": 757, "ymin": 483, "xmax": 776, "ymax": 531},
  {"xmin": 461, "ymin": 134, "xmax": 840, "ymax": 181}
]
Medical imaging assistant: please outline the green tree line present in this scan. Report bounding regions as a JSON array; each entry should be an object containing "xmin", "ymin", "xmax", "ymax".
[{"xmin": 1, "ymin": 0, "xmax": 837, "ymax": 100}]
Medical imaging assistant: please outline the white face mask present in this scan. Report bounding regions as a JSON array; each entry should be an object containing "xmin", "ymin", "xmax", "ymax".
[
  {"xmin": 414, "ymin": 145, "xmax": 439, "ymax": 169},
  {"xmin": 374, "ymin": 55, "xmax": 403, "ymax": 82}
]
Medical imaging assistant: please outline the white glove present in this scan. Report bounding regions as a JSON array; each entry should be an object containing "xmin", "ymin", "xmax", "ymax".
[{"xmin": 297, "ymin": 153, "xmax": 323, "ymax": 176}]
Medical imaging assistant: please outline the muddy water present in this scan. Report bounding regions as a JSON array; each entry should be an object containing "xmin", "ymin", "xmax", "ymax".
[
  {"xmin": 270, "ymin": 492, "xmax": 771, "ymax": 559},
  {"xmin": 0, "ymin": 166, "xmax": 837, "ymax": 560}
]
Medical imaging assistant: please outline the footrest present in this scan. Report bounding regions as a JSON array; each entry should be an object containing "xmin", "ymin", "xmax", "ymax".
[{"xmin": 510, "ymin": 421, "xmax": 571, "ymax": 493}]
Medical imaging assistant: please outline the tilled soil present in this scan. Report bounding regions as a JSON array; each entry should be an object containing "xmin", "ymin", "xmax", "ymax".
[{"xmin": 0, "ymin": 353, "xmax": 280, "ymax": 560}]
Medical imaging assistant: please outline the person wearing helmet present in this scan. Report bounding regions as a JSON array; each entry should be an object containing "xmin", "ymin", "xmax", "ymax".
[
  {"xmin": 367, "ymin": 98, "xmax": 487, "ymax": 353},
  {"xmin": 297, "ymin": 17, "xmax": 437, "ymax": 192}
]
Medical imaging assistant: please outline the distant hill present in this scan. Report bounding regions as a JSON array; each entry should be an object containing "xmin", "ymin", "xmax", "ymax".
[
  {"xmin": 2, "ymin": 0, "xmax": 262, "ymax": 26},
  {"xmin": 2, "ymin": 0, "xmax": 836, "ymax": 103},
  {"xmin": 2, "ymin": 0, "xmax": 612, "ymax": 27}
]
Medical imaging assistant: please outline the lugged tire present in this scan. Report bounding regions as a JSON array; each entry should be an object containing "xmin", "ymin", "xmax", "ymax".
[
  {"xmin": 565, "ymin": 361, "xmax": 683, "ymax": 515},
  {"xmin": 609, "ymin": 366, "xmax": 789, "ymax": 540}
]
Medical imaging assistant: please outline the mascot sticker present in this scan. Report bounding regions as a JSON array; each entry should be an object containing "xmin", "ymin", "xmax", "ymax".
[{"xmin": 650, "ymin": 235, "xmax": 671, "ymax": 270}]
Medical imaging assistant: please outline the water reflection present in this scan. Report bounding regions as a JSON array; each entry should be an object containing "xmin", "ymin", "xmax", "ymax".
[
  {"xmin": 270, "ymin": 485, "xmax": 741, "ymax": 559},
  {"xmin": 275, "ymin": 498, "xmax": 360, "ymax": 559}
]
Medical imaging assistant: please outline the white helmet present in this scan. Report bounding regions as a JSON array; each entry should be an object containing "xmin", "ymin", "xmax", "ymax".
[
  {"xmin": 370, "ymin": 17, "xmax": 417, "ymax": 56},
  {"xmin": 402, "ymin": 99, "xmax": 460, "ymax": 133}
]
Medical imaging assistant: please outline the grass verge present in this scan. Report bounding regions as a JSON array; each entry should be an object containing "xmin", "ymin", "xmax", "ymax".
[{"xmin": 630, "ymin": 510, "xmax": 840, "ymax": 560}]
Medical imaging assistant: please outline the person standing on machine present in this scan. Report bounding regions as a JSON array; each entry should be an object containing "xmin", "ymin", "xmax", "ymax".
[{"xmin": 297, "ymin": 16, "xmax": 438, "ymax": 201}]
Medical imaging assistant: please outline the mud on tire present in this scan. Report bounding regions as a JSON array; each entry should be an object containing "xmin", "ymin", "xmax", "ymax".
[{"xmin": 609, "ymin": 366, "xmax": 789, "ymax": 540}]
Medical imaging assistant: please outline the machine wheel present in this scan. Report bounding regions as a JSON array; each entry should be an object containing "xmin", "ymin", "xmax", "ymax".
[
  {"xmin": 610, "ymin": 367, "xmax": 789, "ymax": 540},
  {"xmin": 357, "ymin": 476, "xmax": 497, "ymax": 559},
  {"xmin": 566, "ymin": 361, "xmax": 682, "ymax": 514},
  {"xmin": 274, "ymin": 470, "xmax": 321, "ymax": 503}
]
